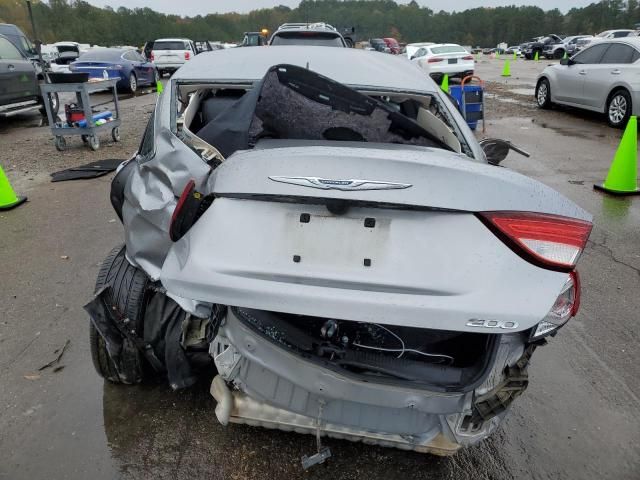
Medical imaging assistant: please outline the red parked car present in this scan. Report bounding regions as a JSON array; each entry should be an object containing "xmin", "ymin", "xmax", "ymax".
[{"xmin": 383, "ymin": 37, "xmax": 401, "ymax": 54}]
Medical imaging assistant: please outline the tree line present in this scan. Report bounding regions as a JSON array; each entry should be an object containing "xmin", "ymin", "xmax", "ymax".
[{"xmin": 1, "ymin": 0, "xmax": 639, "ymax": 47}]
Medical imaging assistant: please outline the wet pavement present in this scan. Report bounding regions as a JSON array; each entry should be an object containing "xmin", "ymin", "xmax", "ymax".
[{"xmin": 1, "ymin": 62, "xmax": 639, "ymax": 479}]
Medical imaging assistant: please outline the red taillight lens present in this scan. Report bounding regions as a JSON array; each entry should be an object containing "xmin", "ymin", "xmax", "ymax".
[
  {"xmin": 169, "ymin": 180, "xmax": 213, "ymax": 241},
  {"xmin": 170, "ymin": 180, "xmax": 196, "ymax": 241},
  {"xmin": 532, "ymin": 271, "xmax": 580, "ymax": 339},
  {"xmin": 570, "ymin": 270, "xmax": 581, "ymax": 317},
  {"xmin": 185, "ymin": 51, "xmax": 191, "ymax": 60},
  {"xmin": 150, "ymin": 52, "xmax": 154, "ymax": 61},
  {"xmin": 428, "ymin": 57, "xmax": 443, "ymax": 63},
  {"xmin": 462, "ymin": 55, "xmax": 474, "ymax": 60},
  {"xmin": 478, "ymin": 211, "xmax": 592, "ymax": 271}
]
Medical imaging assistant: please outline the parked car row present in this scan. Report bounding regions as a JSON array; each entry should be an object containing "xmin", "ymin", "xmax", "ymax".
[{"xmin": 521, "ymin": 29, "xmax": 639, "ymax": 60}]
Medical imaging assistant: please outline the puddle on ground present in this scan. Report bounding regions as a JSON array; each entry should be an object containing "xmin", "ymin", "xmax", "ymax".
[
  {"xmin": 508, "ymin": 88, "xmax": 534, "ymax": 96},
  {"xmin": 485, "ymin": 93, "xmax": 530, "ymax": 106}
]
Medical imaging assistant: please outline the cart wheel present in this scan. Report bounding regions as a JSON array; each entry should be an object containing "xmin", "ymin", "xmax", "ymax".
[
  {"xmin": 55, "ymin": 136, "xmax": 66, "ymax": 151},
  {"xmin": 88, "ymin": 135, "xmax": 100, "ymax": 151},
  {"xmin": 111, "ymin": 127, "xmax": 120, "ymax": 142},
  {"xmin": 81, "ymin": 135, "xmax": 89, "ymax": 144}
]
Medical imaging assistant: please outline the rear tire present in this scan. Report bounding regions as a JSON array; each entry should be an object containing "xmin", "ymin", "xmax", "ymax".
[
  {"xmin": 606, "ymin": 89, "xmax": 632, "ymax": 128},
  {"xmin": 554, "ymin": 49, "xmax": 565, "ymax": 59},
  {"xmin": 127, "ymin": 73, "xmax": 137, "ymax": 93},
  {"xmin": 89, "ymin": 245, "xmax": 151, "ymax": 384},
  {"xmin": 536, "ymin": 78, "xmax": 552, "ymax": 109}
]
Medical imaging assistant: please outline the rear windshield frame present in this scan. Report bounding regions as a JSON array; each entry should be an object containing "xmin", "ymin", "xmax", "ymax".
[
  {"xmin": 270, "ymin": 32, "xmax": 345, "ymax": 47},
  {"xmin": 77, "ymin": 49, "xmax": 123, "ymax": 62},
  {"xmin": 153, "ymin": 41, "xmax": 188, "ymax": 51},
  {"xmin": 430, "ymin": 45, "xmax": 467, "ymax": 55}
]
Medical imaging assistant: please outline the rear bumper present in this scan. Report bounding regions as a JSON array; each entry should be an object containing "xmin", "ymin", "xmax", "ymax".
[
  {"xmin": 426, "ymin": 63, "xmax": 474, "ymax": 77},
  {"xmin": 154, "ymin": 62, "xmax": 184, "ymax": 70},
  {"xmin": 209, "ymin": 308, "xmax": 527, "ymax": 452}
]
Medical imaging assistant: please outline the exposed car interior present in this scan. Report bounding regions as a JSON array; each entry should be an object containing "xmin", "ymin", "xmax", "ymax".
[{"xmin": 175, "ymin": 64, "xmax": 465, "ymax": 164}]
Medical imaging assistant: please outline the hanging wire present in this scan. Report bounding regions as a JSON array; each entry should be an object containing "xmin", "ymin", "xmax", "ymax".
[{"xmin": 352, "ymin": 323, "xmax": 455, "ymax": 364}]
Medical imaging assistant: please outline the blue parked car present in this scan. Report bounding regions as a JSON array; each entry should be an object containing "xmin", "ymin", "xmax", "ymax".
[{"xmin": 69, "ymin": 48, "xmax": 158, "ymax": 93}]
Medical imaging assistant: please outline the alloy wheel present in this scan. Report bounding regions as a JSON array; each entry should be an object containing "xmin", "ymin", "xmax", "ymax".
[
  {"xmin": 537, "ymin": 83, "xmax": 548, "ymax": 106},
  {"xmin": 609, "ymin": 94, "xmax": 627, "ymax": 125}
]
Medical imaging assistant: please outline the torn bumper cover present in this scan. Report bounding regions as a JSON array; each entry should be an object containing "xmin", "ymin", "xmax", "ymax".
[{"xmin": 208, "ymin": 308, "xmax": 531, "ymax": 453}]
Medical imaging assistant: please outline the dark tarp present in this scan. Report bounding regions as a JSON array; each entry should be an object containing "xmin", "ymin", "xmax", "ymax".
[
  {"xmin": 51, "ymin": 158, "xmax": 124, "ymax": 182},
  {"xmin": 84, "ymin": 286, "xmax": 199, "ymax": 390},
  {"xmin": 144, "ymin": 293, "xmax": 199, "ymax": 390},
  {"xmin": 195, "ymin": 64, "xmax": 451, "ymax": 158}
]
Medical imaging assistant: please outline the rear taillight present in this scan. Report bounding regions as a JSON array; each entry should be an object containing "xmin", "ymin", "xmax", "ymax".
[
  {"xmin": 462, "ymin": 55, "xmax": 474, "ymax": 60},
  {"xmin": 169, "ymin": 180, "xmax": 213, "ymax": 241},
  {"xmin": 531, "ymin": 271, "xmax": 580, "ymax": 339},
  {"xmin": 428, "ymin": 57, "xmax": 443, "ymax": 63},
  {"xmin": 478, "ymin": 211, "xmax": 592, "ymax": 271},
  {"xmin": 184, "ymin": 51, "xmax": 191, "ymax": 60},
  {"xmin": 150, "ymin": 52, "xmax": 154, "ymax": 61}
]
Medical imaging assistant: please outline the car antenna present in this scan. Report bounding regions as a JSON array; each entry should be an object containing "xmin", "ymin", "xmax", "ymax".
[{"xmin": 306, "ymin": 61, "xmax": 310, "ymax": 69}]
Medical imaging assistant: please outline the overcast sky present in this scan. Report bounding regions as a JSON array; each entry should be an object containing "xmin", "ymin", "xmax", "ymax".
[{"xmin": 84, "ymin": 0, "xmax": 597, "ymax": 16}]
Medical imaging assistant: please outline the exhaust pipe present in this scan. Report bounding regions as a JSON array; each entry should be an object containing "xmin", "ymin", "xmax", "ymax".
[{"xmin": 210, "ymin": 375, "xmax": 232, "ymax": 425}]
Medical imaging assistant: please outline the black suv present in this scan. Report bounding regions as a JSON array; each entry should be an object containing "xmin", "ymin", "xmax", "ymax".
[
  {"xmin": 523, "ymin": 34, "xmax": 563, "ymax": 59},
  {"xmin": 0, "ymin": 34, "xmax": 58, "ymax": 118}
]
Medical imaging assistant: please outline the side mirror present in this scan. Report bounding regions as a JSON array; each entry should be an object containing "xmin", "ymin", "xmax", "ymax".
[
  {"xmin": 560, "ymin": 57, "xmax": 573, "ymax": 66},
  {"xmin": 479, "ymin": 138, "xmax": 530, "ymax": 165}
]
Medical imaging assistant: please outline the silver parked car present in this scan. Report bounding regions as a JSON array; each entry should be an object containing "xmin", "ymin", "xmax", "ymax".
[
  {"xmin": 86, "ymin": 47, "xmax": 592, "ymax": 464},
  {"xmin": 536, "ymin": 38, "xmax": 640, "ymax": 127}
]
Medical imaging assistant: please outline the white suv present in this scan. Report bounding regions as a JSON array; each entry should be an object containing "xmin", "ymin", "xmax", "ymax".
[{"xmin": 151, "ymin": 38, "xmax": 196, "ymax": 77}]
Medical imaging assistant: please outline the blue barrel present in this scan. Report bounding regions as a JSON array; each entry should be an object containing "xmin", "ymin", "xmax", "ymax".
[{"xmin": 449, "ymin": 85, "xmax": 483, "ymax": 130}]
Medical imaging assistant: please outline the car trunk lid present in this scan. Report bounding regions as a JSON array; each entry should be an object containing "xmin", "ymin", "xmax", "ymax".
[{"xmin": 159, "ymin": 143, "xmax": 590, "ymax": 333}]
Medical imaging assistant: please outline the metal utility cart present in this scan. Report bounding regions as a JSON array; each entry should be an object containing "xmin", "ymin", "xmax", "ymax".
[
  {"xmin": 40, "ymin": 78, "xmax": 121, "ymax": 151},
  {"xmin": 449, "ymin": 75, "xmax": 486, "ymax": 134}
]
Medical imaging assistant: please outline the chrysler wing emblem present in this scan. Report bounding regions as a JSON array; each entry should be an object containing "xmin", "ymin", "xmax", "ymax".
[{"xmin": 268, "ymin": 176, "xmax": 412, "ymax": 191}]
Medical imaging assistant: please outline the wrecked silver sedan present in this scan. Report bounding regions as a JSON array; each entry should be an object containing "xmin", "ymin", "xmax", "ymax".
[{"xmin": 85, "ymin": 47, "xmax": 592, "ymax": 464}]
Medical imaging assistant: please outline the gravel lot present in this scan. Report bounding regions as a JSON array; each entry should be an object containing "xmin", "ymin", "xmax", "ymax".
[{"xmin": 0, "ymin": 59, "xmax": 638, "ymax": 480}]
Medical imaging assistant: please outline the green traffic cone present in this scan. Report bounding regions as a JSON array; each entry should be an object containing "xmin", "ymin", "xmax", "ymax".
[
  {"xmin": 534, "ymin": 51, "xmax": 539, "ymax": 61},
  {"xmin": 501, "ymin": 60, "xmax": 511, "ymax": 77},
  {"xmin": 496, "ymin": 50, "xmax": 500, "ymax": 59},
  {"xmin": 513, "ymin": 51, "xmax": 517, "ymax": 61},
  {"xmin": 594, "ymin": 116, "xmax": 640, "ymax": 195},
  {"xmin": 156, "ymin": 80, "xmax": 163, "ymax": 94},
  {"xmin": 563, "ymin": 51, "xmax": 568, "ymax": 60},
  {"xmin": 0, "ymin": 165, "xmax": 27, "ymax": 210},
  {"xmin": 440, "ymin": 74, "xmax": 449, "ymax": 93}
]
